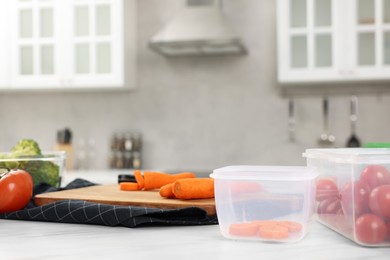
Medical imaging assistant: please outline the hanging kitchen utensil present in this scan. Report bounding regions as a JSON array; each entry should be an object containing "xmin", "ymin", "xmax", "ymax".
[
  {"xmin": 288, "ymin": 99, "xmax": 295, "ymax": 142},
  {"xmin": 346, "ymin": 95, "xmax": 361, "ymax": 147},
  {"xmin": 318, "ymin": 97, "xmax": 336, "ymax": 145}
]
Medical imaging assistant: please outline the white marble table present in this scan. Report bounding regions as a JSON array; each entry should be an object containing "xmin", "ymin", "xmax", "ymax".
[
  {"xmin": 1, "ymin": 170, "xmax": 389, "ymax": 259},
  {"xmin": 0, "ymin": 219, "xmax": 389, "ymax": 260}
]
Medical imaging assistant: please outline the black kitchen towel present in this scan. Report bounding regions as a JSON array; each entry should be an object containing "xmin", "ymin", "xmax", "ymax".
[{"xmin": 0, "ymin": 179, "xmax": 218, "ymax": 227}]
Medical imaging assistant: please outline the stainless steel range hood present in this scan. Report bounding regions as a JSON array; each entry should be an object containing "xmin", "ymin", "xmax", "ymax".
[{"xmin": 149, "ymin": 0, "xmax": 247, "ymax": 56}]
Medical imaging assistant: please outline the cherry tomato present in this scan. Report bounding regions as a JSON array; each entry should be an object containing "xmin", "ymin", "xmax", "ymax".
[
  {"xmin": 317, "ymin": 196, "xmax": 343, "ymax": 228},
  {"xmin": 355, "ymin": 213, "xmax": 388, "ymax": 244},
  {"xmin": 317, "ymin": 196, "xmax": 342, "ymax": 215},
  {"xmin": 386, "ymin": 221, "xmax": 390, "ymax": 241},
  {"xmin": 360, "ymin": 165, "xmax": 390, "ymax": 190},
  {"xmin": 316, "ymin": 178, "xmax": 339, "ymax": 201},
  {"xmin": 340, "ymin": 180, "xmax": 371, "ymax": 217},
  {"xmin": 0, "ymin": 169, "xmax": 33, "ymax": 213},
  {"xmin": 369, "ymin": 185, "xmax": 390, "ymax": 219}
]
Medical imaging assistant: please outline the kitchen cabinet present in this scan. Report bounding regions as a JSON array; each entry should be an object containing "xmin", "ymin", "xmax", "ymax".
[
  {"xmin": 277, "ymin": 0, "xmax": 390, "ymax": 84},
  {"xmin": 0, "ymin": 0, "xmax": 135, "ymax": 90}
]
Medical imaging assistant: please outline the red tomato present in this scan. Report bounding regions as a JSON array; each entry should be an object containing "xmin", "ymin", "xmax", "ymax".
[
  {"xmin": 340, "ymin": 180, "xmax": 371, "ymax": 217},
  {"xmin": 355, "ymin": 213, "xmax": 388, "ymax": 244},
  {"xmin": 369, "ymin": 185, "xmax": 390, "ymax": 219},
  {"xmin": 317, "ymin": 196, "xmax": 343, "ymax": 228},
  {"xmin": 386, "ymin": 221, "xmax": 390, "ymax": 241},
  {"xmin": 0, "ymin": 169, "xmax": 33, "ymax": 213},
  {"xmin": 360, "ymin": 165, "xmax": 390, "ymax": 189},
  {"xmin": 316, "ymin": 178, "xmax": 339, "ymax": 201},
  {"xmin": 317, "ymin": 196, "xmax": 342, "ymax": 215}
]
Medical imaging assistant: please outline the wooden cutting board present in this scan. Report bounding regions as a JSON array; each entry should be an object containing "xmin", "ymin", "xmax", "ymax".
[{"xmin": 34, "ymin": 184, "xmax": 216, "ymax": 216}]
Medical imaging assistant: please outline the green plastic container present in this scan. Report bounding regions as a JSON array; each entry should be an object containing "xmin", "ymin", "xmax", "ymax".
[{"xmin": 363, "ymin": 143, "xmax": 390, "ymax": 148}]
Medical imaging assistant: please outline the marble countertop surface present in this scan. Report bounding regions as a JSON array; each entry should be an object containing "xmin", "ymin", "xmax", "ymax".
[
  {"xmin": 1, "ymin": 170, "xmax": 389, "ymax": 259},
  {"xmin": 0, "ymin": 219, "xmax": 389, "ymax": 260}
]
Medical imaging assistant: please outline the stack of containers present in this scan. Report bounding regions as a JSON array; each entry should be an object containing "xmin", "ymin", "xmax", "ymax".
[
  {"xmin": 303, "ymin": 148, "xmax": 390, "ymax": 247},
  {"xmin": 211, "ymin": 165, "xmax": 318, "ymax": 243}
]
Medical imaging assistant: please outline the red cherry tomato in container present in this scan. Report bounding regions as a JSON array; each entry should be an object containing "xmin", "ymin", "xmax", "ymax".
[
  {"xmin": 355, "ymin": 213, "xmax": 388, "ymax": 244},
  {"xmin": 386, "ymin": 221, "xmax": 390, "ymax": 241},
  {"xmin": 317, "ymin": 196, "xmax": 345, "ymax": 230},
  {"xmin": 360, "ymin": 165, "xmax": 390, "ymax": 189},
  {"xmin": 317, "ymin": 197, "xmax": 342, "ymax": 215},
  {"xmin": 0, "ymin": 169, "xmax": 33, "ymax": 213},
  {"xmin": 316, "ymin": 178, "xmax": 339, "ymax": 201},
  {"xmin": 340, "ymin": 180, "xmax": 371, "ymax": 217},
  {"xmin": 369, "ymin": 185, "xmax": 390, "ymax": 219}
]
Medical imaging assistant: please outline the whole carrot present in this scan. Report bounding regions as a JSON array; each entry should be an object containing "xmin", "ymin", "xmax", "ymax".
[
  {"xmin": 143, "ymin": 171, "xmax": 196, "ymax": 190},
  {"xmin": 159, "ymin": 183, "xmax": 175, "ymax": 198},
  {"xmin": 172, "ymin": 178, "xmax": 214, "ymax": 199}
]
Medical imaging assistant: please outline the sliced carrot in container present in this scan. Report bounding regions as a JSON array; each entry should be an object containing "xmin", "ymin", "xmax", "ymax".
[
  {"xmin": 230, "ymin": 182, "xmax": 262, "ymax": 194},
  {"xmin": 278, "ymin": 221, "xmax": 303, "ymax": 233},
  {"xmin": 229, "ymin": 222, "xmax": 259, "ymax": 237},
  {"xmin": 251, "ymin": 220, "xmax": 279, "ymax": 227},
  {"xmin": 258, "ymin": 224, "xmax": 289, "ymax": 239}
]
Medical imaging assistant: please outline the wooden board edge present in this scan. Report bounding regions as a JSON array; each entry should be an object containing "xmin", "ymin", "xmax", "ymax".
[{"xmin": 34, "ymin": 197, "xmax": 217, "ymax": 216}]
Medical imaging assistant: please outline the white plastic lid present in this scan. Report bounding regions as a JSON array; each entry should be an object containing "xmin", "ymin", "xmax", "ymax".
[
  {"xmin": 210, "ymin": 165, "xmax": 318, "ymax": 181},
  {"xmin": 303, "ymin": 148, "xmax": 390, "ymax": 164}
]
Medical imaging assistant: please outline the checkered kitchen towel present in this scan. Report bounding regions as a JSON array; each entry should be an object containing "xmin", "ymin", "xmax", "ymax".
[{"xmin": 0, "ymin": 179, "xmax": 218, "ymax": 227}]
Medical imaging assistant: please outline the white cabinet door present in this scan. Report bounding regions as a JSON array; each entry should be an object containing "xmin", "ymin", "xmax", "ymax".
[
  {"xmin": 8, "ymin": 0, "xmax": 63, "ymax": 88},
  {"xmin": 277, "ymin": 0, "xmax": 390, "ymax": 83},
  {"xmin": 347, "ymin": 0, "xmax": 390, "ymax": 80},
  {"xmin": 278, "ymin": 0, "xmax": 343, "ymax": 83},
  {"xmin": 3, "ymin": 0, "xmax": 129, "ymax": 90},
  {"xmin": 65, "ymin": 0, "xmax": 124, "ymax": 88}
]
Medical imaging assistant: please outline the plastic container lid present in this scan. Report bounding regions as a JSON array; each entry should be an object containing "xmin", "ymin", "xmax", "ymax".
[
  {"xmin": 303, "ymin": 148, "xmax": 390, "ymax": 164},
  {"xmin": 210, "ymin": 165, "xmax": 318, "ymax": 181},
  {"xmin": 363, "ymin": 142, "xmax": 390, "ymax": 148},
  {"xmin": 0, "ymin": 151, "xmax": 67, "ymax": 162}
]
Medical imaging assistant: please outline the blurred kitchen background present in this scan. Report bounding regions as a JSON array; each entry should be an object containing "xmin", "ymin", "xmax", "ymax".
[{"xmin": 0, "ymin": 0, "xmax": 389, "ymax": 172}]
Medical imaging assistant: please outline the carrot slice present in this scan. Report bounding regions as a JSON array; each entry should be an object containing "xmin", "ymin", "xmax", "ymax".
[
  {"xmin": 159, "ymin": 183, "xmax": 175, "ymax": 198},
  {"xmin": 119, "ymin": 182, "xmax": 140, "ymax": 191},
  {"xmin": 258, "ymin": 224, "xmax": 289, "ymax": 239},
  {"xmin": 278, "ymin": 221, "xmax": 303, "ymax": 233},
  {"xmin": 231, "ymin": 182, "xmax": 262, "ymax": 194},
  {"xmin": 134, "ymin": 170, "xmax": 144, "ymax": 189},
  {"xmin": 229, "ymin": 222, "xmax": 259, "ymax": 237}
]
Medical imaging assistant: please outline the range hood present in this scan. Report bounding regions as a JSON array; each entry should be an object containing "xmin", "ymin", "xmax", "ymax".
[{"xmin": 149, "ymin": 0, "xmax": 247, "ymax": 56}]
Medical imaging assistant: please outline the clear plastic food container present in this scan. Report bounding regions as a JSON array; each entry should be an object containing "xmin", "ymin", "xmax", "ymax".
[
  {"xmin": 303, "ymin": 148, "xmax": 390, "ymax": 247},
  {"xmin": 210, "ymin": 165, "xmax": 318, "ymax": 243},
  {"xmin": 0, "ymin": 151, "xmax": 66, "ymax": 188}
]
